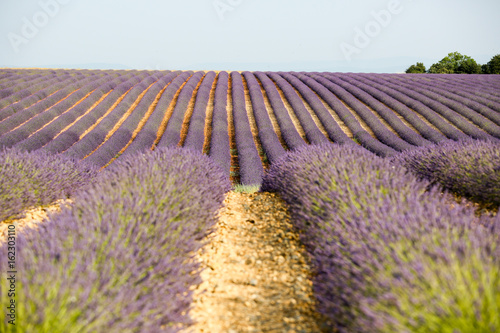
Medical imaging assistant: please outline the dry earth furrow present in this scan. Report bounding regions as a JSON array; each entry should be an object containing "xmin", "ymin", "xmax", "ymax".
[
  {"xmin": 258, "ymin": 80, "xmax": 287, "ymax": 150},
  {"xmin": 311, "ymin": 91, "xmax": 354, "ymax": 140},
  {"xmin": 179, "ymin": 73, "xmax": 206, "ymax": 146},
  {"xmin": 26, "ymin": 89, "xmax": 99, "ymax": 141},
  {"xmin": 273, "ymin": 82, "xmax": 309, "ymax": 144},
  {"xmin": 190, "ymin": 191, "xmax": 326, "ymax": 333},
  {"xmin": 202, "ymin": 73, "xmax": 218, "ymax": 155},
  {"xmin": 153, "ymin": 74, "xmax": 192, "ymax": 147},
  {"xmin": 289, "ymin": 85, "xmax": 331, "ymax": 142},
  {"xmin": 48, "ymin": 91, "xmax": 112, "ymax": 144},
  {"xmin": 77, "ymin": 87, "xmax": 132, "ymax": 142},
  {"xmin": 82, "ymin": 81, "xmax": 157, "ymax": 160},
  {"xmin": 337, "ymin": 99, "xmax": 377, "ymax": 139},
  {"xmin": 227, "ymin": 75, "xmax": 240, "ymax": 184}
]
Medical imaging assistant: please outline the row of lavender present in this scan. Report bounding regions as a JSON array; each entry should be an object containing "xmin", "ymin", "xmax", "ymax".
[
  {"xmin": 263, "ymin": 140, "xmax": 500, "ymax": 333},
  {"xmin": 0, "ymin": 147, "xmax": 231, "ymax": 332},
  {"xmin": 1, "ymin": 69, "xmax": 500, "ymax": 185}
]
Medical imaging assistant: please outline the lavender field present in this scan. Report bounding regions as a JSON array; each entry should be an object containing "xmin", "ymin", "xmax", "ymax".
[
  {"xmin": 0, "ymin": 68, "xmax": 499, "ymax": 332},
  {"xmin": 0, "ymin": 69, "xmax": 499, "ymax": 184}
]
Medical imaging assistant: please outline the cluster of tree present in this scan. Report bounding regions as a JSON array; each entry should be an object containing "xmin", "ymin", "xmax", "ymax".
[{"xmin": 405, "ymin": 52, "xmax": 500, "ymax": 74}]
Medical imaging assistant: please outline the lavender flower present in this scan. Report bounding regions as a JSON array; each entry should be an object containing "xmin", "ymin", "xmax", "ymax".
[
  {"xmin": 0, "ymin": 148, "xmax": 97, "ymax": 221},
  {"xmin": 394, "ymin": 138, "xmax": 500, "ymax": 210},
  {"xmin": 262, "ymin": 142, "xmax": 499, "ymax": 332},
  {"xmin": 0, "ymin": 147, "xmax": 230, "ymax": 332}
]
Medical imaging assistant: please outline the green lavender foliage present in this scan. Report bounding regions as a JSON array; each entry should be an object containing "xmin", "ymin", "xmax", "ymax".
[
  {"xmin": 394, "ymin": 139, "xmax": 500, "ymax": 210},
  {"xmin": 0, "ymin": 148, "xmax": 96, "ymax": 221},
  {"xmin": 0, "ymin": 147, "xmax": 231, "ymax": 333},
  {"xmin": 262, "ymin": 143, "xmax": 500, "ymax": 333}
]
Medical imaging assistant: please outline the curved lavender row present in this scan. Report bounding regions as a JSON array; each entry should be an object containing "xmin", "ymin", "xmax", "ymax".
[
  {"xmin": 0, "ymin": 74, "xmax": 86, "ymax": 122},
  {"xmin": 383, "ymin": 75, "xmax": 500, "ymax": 137},
  {"xmin": 14, "ymin": 75, "xmax": 133, "ymax": 152},
  {"xmin": 40, "ymin": 73, "xmax": 151, "ymax": 154},
  {"xmin": 448, "ymin": 74, "xmax": 500, "ymax": 96},
  {"xmin": 275, "ymin": 72, "xmax": 353, "ymax": 145},
  {"xmin": 0, "ymin": 73, "xmax": 45, "ymax": 88},
  {"xmin": 61, "ymin": 73, "xmax": 162, "ymax": 159},
  {"xmin": 403, "ymin": 74, "xmax": 500, "ymax": 108},
  {"xmin": 0, "ymin": 74, "xmax": 58, "ymax": 104},
  {"xmin": 0, "ymin": 74, "xmax": 97, "ymax": 135},
  {"xmin": 0, "ymin": 73, "xmax": 46, "ymax": 92},
  {"xmin": 391, "ymin": 74, "xmax": 500, "ymax": 122},
  {"xmin": 294, "ymin": 73, "xmax": 396, "ymax": 156},
  {"xmin": 253, "ymin": 72, "xmax": 306, "ymax": 150},
  {"xmin": 156, "ymin": 72, "xmax": 205, "ymax": 148},
  {"xmin": 394, "ymin": 139, "xmax": 500, "ymax": 210},
  {"xmin": 0, "ymin": 74, "xmax": 104, "ymax": 130},
  {"xmin": 363, "ymin": 74, "xmax": 496, "ymax": 141},
  {"xmin": 433, "ymin": 76, "xmax": 500, "ymax": 103},
  {"xmin": 0, "ymin": 75, "xmax": 88, "ymax": 123},
  {"xmin": 0, "ymin": 75, "xmax": 110, "ymax": 149},
  {"xmin": 208, "ymin": 71, "xmax": 231, "ymax": 175},
  {"xmin": 84, "ymin": 72, "xmax": 180, "ymax": 168},
  {"xmin": 0, "ymin": 73, "xmax": 16, "ymax": 85},
  {"xmin": 0, "ymin": 77, "xmax": 110, "ymax": 147},
  {"xmin": 230, "ymin": 71, "xmax": 264, "ymax": 185},
  {"xmin": 264, "ymin": 72, "xmax": 328, "ymax": 145},
  {"xmin": 122, "ymin": 71, "xmax": 191, "ymax": 155},
  {"xmin": 308, "ymin": 73, "xmax": 415, "ymax": 151},
  {"xmin": 0, "ymin": 148, "xmax": 97, "ymax": 221},
  {"xmin": 262, "ymin": 143, "xmax": 500, "ymax": 333},
  {"xmin": 321, "ymin": 73, "xmax": 431, "ymax": 147},
  {"xmin": 242, "ymin": 71, "xmax": 286, "ymax": 164},
  {"xmin": 183, "ymin": 71, "xmax": 217, "ymax": 152},
  {"xmin": 346, "ymin": 74, "xmax": 469, "ymax": 141},
  {"xmin": 421, "ymin": 76, "xmax": 500, "ymax": 112},
  {"xmin": 0, "ymin": 73, "xmax": 88, "ymax": 110},
  {"xmin": 0, "ymin": 148, "xmax": 231, "ymax": 333},
  {"xmin": 333, "ymin": 73, "xmax": 446, "ymax": 143}
]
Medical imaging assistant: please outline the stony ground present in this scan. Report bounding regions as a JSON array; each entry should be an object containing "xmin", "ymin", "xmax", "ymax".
[{"xmin": 189, "ymin": 191, "xmax": 329, "ymax": 333}]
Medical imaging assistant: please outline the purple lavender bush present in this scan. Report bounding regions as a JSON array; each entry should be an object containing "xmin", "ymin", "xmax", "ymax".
[
  {"xmin": 262, "ymin": 143, "xmax": 500, "ymax": 332},
  {"xmin": 0, "ymin": 148, "xmax": 96, "ymax": 221},
  {"xmin": 0, "ymin": 147, "xmax": 231, "ymax": 333},
  {"xmin": 208, "ymin": 71, "xmax": 232, "ymax": 175},
  {"xmin": 394, "ymin": 139, "xmax": 500, "ymax": 210},
  {"xmin": 230, "ymin": 71, "xmax": 264, "ymax": 186},
  {"xmin": 360, "ymin": 216, "xmax": 500, "ymax": 333}
]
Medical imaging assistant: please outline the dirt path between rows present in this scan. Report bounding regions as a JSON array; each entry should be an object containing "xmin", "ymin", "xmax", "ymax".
[{"xmin": 189, "ymin": 191, "xmax": 327, "ymax": 333}]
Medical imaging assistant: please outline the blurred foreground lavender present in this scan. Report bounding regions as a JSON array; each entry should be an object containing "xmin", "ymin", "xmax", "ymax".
[
  {"xmin": 394, "ymin": 139, "xmax": 500, "ymax": 211},
  {"xmin": 0, "ymin": 148, "xmax": 231, "ymax": 333},
  {"xmin": 0, "ymin": 148, "xmax": 96, "ymax": 221}
]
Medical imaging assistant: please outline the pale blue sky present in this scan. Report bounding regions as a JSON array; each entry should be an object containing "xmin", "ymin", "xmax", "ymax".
[{"xmin": 1, "ymin": 0, "xmax": 499, "ymax": 72}]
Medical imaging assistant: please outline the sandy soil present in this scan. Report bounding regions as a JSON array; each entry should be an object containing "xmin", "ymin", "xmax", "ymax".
[
  {"xmin": 0, "ymin": 200, "xmax": 70, "ymax": 246},
  {"xmin": 189, "ymin": 192, "xmax": 328, "ymax": 333}
]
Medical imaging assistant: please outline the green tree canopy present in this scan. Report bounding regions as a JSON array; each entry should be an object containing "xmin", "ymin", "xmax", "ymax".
[
  {"xmin": 405, "ymin": 62, "xmax": 426, "ymax": 73},
  {"xmin": 484, "ymin": 54, "xmax": 500, "ymax": 74},
  {"xmin": 428, "ymin": 52, "xmax": 480, "ymax": 74},
  {"xmin": 457, "ymin": 58, "xmax": 482, "ymax": 74}
]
